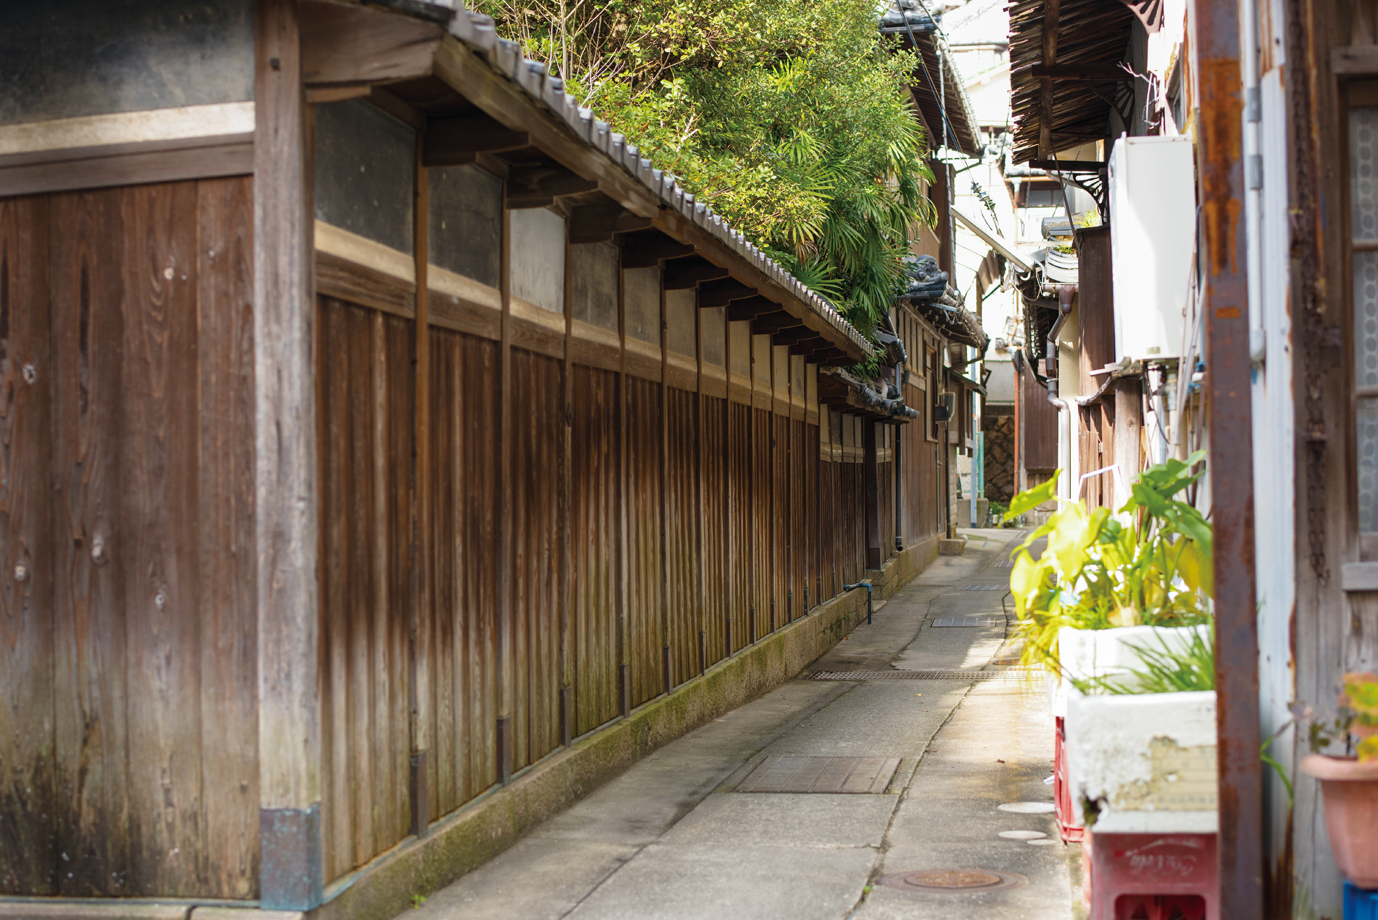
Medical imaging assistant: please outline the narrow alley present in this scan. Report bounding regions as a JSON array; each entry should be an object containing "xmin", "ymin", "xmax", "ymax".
[{"xmin": 408, "ymin": 529, "xmax": 1076, "ymax": 920}]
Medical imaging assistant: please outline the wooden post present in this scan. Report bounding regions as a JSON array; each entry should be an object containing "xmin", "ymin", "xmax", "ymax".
[
  {"xmin": 695, "ymin": 293, "xmax": 706, "ymax": 674},
  {"xmin": 616, "ymin": 249, "xmax": 631, "ymax": 717},
  {"xmin": 864, "ymin": 420, "xmax": 881, "ymax": 569},
  {"xmin": 254, "ymin": 0, "xmax": 322, "ymax": 908},
  {"xmin": 723, "ymin": 316, "xmax": 733, "ymax": 655},
  {"xmin": 409, "ymin": 129, "xmax": 432, "ymax": 839},
  {"xmin": 660, "ymin": 275, "xmax": 671, "ymax": 695},
  {"xmin": 559, "ymin": 221, "xmax": 574, "ymax": 745},
  {"xmin": 496, "ymin": 180, "xmax": 513, "ymax": 783}
]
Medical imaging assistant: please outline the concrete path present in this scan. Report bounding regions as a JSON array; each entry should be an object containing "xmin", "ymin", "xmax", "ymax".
[{"xmin": 409, "ymin": 528, "xmax": 1079, "ymax": 920}]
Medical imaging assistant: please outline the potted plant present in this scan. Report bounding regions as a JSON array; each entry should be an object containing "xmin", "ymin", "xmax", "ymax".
[
  {"xmin": 1004, "ymin": 451, "xmax": 1213, "ymax": 675},
  {"xmin": 1003, "ymin": 454, "xmax": 1216, "ymax": 839},
  {"xmin": 1299, "ymin": 672, "xmax": 1378, "ymax": 889}
]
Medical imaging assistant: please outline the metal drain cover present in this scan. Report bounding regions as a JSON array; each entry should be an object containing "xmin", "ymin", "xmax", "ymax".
[
  {"xmin": 931, "ymin": 616, "xmax": 1005, "ymax": 627},
  {"xmin": 878, "ymin": 868, "xmax": 1028, "ymax": 893}
]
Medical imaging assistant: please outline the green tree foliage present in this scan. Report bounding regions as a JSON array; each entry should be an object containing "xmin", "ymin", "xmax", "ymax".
[{"xmin": 473, "ymin": 0, "xmax": 936, "ymax": 332}]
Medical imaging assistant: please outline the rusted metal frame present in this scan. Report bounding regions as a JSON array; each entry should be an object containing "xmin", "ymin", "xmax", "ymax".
[
  {"xmin": 495, "ymin": 163, "xmax": 514, "ymax": 784},
  {"xmin": 409, "ymin": 125, "xmax": 432, "ymax": 839},
  {"xmin": 660, "ymin": 270, "xmax": 673, "ymax": 696},
  {"xmin": 254, "ymin": 0, "xmax": 324, "ymax": 908},
  {"xmin": 559, "ymin": 207, "xmax": 575, "ymax": 747},
  {"xmin": 428, "ymin": 39, "xmax": 868, "ymax": 364},
  {"xmin": 1193, "ymin": 0, "xmax": 1264, "ymax": 913},
  {"xmin": 616, "ymin": 243, "xmax": 632, "ymax": 718}
]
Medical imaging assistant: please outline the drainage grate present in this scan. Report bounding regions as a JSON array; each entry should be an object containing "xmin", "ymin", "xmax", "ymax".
[
  {"xmin": 737, "ymin": 755, "xmax": 901, "ymax": 793},
  {"xmin": 878, "ymin": 868, "xmax": 1028, "ymax": 894},
  {"xmin": 809, "ymin": 669, "xmax": 1034, "ymax": 681},
  {"xmin": 961, "ymin": 584, "xmax": 1009, "ymax": 591},
  {"xmin": 931, "ymin": 616, "xmax": 1005, "ymax": 627}
]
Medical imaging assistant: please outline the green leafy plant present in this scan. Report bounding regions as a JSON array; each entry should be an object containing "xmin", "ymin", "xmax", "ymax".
[
  {"xmin": 472, "ymin": 0, "xmax": 936, "ymax": 333},
  {"xmin": 1069, "ymin": 624, "xmax": 1215, "ymax": 695},
  {"xmin": 1295, "ymin": 672, "xmax": 1378, "ymax": 763},
  {"xmin": 1004, "ymin": 452, "xmax": 1213, "ymax": 672}
]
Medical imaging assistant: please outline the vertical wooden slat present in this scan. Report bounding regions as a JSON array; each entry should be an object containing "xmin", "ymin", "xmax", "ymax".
[
  {"xmin": 496, "ymin": 193, "xmax": 513, "ymax": 781},
  {"xmin": 50, "ymin": 190, "xmax": 132, "ymax": 896},
  {"xmin": 0, "ymin": 195, "xmax": 57, "ymax": 895},
  {"xmin": 411, "ymin": 139, "xmax": 432, "ymax": 837},
  {"xmin": 254, "ymin": 0, "xmax": 322, "ymax": 905},
  {"xmin": 120, "ymin": 182, "xmax": 203, "ymax": 895},
  {"xmin": 559, "ymin": 234, "xmax": 574, "ymax": 745},
  {"xmin": 615, "ymin": 252, "xmax": 630, "ymax": 717},
  {"xmin": 195, "ymin": 177, "xmax": 258, "ymax": 898}
]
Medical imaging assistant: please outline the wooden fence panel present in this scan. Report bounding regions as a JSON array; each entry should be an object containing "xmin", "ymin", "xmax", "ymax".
[
  {"xmin": 699, "ymin": 394, "xmax": 727, "ymax": 667},
  {"xmin": 509, "ymin": 349, "xmax": 561, "ymax": 771},
  {"xmin": 428, "ymin": 328, "xmax": 500, "ymax": 813},
  {"xmin": 625, "ymin": 376, "xmax": 662, "ymax": 707},
  {"xmin": 41, "ymin": 180, "xmax": 258, "ymax": 899},
  {"xmin": 0, "ymin": 195, "xmax": 58, "ymax": 895},
  {"xmin": 771, "ymin": 413, "xmax": 788, "ymax": 631},
  {"xmin": 570, "ymin": 365, "xmax": 618, "ymax": 736},
  {"xmin": 318, "ymin": 298, "xmax": 411, "ymax": 881},
  {"xmin": 665, "ymin": 387, "xmax": 698, "ymax": 686},
  {"xmin": 728, "ymin": 401, "xmax": 750, "ymax": 650},
  {"xmin": 752, "ymin": 407, "xmax": 771, "ymax": 640}
]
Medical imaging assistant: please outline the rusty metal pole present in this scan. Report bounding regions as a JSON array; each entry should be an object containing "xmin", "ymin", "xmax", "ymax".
[{"xmin": 1192, "ymin": 0, "xmax": 1265, "ymax": 914}]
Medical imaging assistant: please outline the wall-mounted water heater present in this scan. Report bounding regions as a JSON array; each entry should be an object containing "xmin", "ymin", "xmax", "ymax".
[{"xmin": 1108, "ymin": 135, "xmax": 1196, "ymax": 363}]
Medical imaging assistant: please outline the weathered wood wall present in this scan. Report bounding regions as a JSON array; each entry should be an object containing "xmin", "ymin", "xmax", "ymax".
[{"xmin": 0, "ymin": 179, "xmax": 258, "ymax": 899}]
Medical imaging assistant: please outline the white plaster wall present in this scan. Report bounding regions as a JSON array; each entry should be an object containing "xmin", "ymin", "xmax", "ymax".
[{"xmin": 510, "ymin": 207, "xmax": 566, "ymax": 313}]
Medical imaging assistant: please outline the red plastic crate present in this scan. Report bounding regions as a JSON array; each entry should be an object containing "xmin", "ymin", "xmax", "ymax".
[
  {"xmin": 1086, "ymin": 832, "xmax": 1218, "ymax": 920},
  {"xmin": 1055, "ymin": 716, "xmax": 1084, "ymax": 843}
]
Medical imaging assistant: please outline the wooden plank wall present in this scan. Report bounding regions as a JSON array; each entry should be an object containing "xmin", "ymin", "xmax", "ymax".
[{"xmin": 0, "ymin": 179, "xmax": 258, "ymax": 899}]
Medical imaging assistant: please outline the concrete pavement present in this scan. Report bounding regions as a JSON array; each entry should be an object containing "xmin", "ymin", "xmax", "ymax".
[{"xmin": 408, "ymin": 528, "xmax": 1079, "ymax": 920}]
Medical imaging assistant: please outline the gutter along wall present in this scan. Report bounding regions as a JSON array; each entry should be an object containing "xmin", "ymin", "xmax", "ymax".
[{"xmin": 0, "ymin": 0, "xmax": 948, "ymax": 913}]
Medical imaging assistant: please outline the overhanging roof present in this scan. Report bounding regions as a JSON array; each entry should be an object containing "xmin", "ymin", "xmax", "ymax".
[
  {"xmin": 1007, "ymin": 0, "xmax": 1135, "ymax": 164},
  {"xmin": 880, "ymin": 7, "xmax": 985, "ymax": 158}
]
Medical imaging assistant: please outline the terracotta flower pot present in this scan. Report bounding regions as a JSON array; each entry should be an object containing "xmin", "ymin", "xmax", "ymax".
[{"xmin": 1300, "ymin": 754, "xmax": 1378, "ymax": 888}]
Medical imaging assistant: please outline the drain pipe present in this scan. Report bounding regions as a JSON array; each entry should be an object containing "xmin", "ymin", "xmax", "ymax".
[
  {"xmin": 1045, "ymin": 285, "xmax": 1077, "ymax": 499},
  {"xmin": 842, "ymin": 581, "xmax": 873, "ymax": 625}
]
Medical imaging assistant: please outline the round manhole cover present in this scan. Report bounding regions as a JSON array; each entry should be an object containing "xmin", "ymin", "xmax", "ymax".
[{"xmin": 878, "ymin": 868, "xmax": 1028, "ymax": 893}]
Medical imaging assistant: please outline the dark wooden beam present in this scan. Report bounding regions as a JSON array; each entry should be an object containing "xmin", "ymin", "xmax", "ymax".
[
  {"xmin": 698, "ymin": 278, "xmax": 756, "ymax": 308},
  {"xmin": 505, "ymin": 165, "xmax": 599, "ymax": 208},
  {"xmin": 300, "ymin": 0, "xmax": 443, "ymax": 87},
  {"xmin": 727, "ymin": 295, "xmax": 779, "ymax": 322},
  {"xmin": 568, "ymin": 202, "xmax": 653, "ymax": 244},
  {"xmin": 1030, "ymin": 159, "xmax": 1106, "ymax": 171},
  {"xmin": 663, "ymin": 256, "xmax": 729, "ymax": 290},
  {"xmin": 1031, "ymin": 63, "xmax": 1132, "ymax": 81},
  {"xmin": 752, "ymin": 313, "xmax": 804, "ymax": 335},
  {"xmin": 423, "ymin": 113, "xmax": 531, "ymax": 166},
  {"xmin": 620, "ymin": 230, "xmax": 696, "ymax": 268}
]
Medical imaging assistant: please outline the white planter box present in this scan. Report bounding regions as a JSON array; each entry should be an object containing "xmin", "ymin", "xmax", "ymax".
[
  {"xmin": 1047, "ymin": 624, "xmax": 1211, "ymax": 717},
  {"xmin": 1065, "ymin": 690, "xmax": 1218, "ymax": 833}
]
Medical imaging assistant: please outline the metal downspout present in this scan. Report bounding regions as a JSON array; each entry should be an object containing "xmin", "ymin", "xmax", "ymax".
[
  {"xmin": 1046, "ymin": 286, "xmax": 1076, "ymax": 499},
  {"xmin": 1192, "ymin": 0, "xmax": 1265, "ymax": 912}
]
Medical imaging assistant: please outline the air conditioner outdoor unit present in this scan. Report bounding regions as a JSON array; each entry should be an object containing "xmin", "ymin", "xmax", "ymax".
[
  {"xmin": 1108, "ymin": 135, "xmax": 1196, "ymax": 363},
  {"xmin": 935, "ymin": 391, "xmax": 956, "ymax": 421}
]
